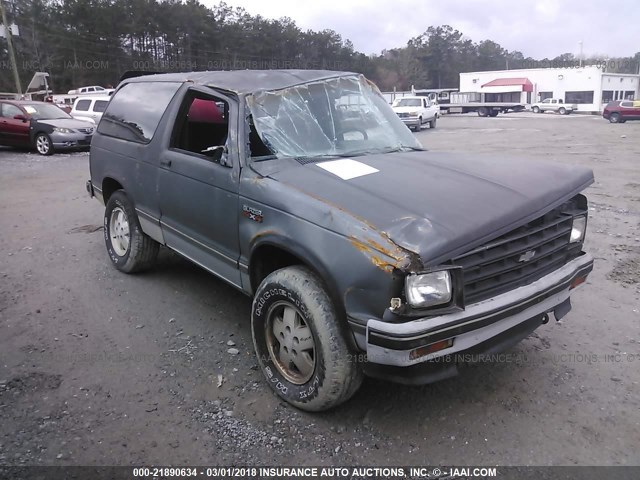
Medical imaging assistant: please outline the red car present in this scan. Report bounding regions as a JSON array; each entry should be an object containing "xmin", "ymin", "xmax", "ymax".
[
  {"xmin": 0, "ymin": 100, "xmax": 94, "ymax": 155},
  {"xmin": 602, "ymin": 100, "xmax": 640, "ymax": 123}
]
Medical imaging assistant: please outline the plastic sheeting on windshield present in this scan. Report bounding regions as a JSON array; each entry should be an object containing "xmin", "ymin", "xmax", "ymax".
[{"xmin": 246, "ymin": 75, "xmax": 421, "ymax": 159}]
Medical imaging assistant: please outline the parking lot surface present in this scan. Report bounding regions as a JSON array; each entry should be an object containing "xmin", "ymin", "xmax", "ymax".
[{"xmin": 0, "ymin": 112, "xmax": 639, "ymax": 466}]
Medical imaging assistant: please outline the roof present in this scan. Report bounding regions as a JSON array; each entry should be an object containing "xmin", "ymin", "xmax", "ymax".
[
  {"xmin": 481, "ymin": 77, "xmax": 533, "ymax": 92},
  {"xmin": 0, "ymin": 99, "xmax": 48, "ymax": 105},
  {"xmin": 72, "ymin": 95, "xmax": 111, "ymax": 101},
  {"xmin": 121, "ymin": 69, "xmax": 357, "ymax": 95}
]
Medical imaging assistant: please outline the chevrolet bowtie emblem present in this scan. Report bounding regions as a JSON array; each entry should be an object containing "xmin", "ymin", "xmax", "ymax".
[{"xmin": 519, "ymin": 250, "xmax": 536, "ymax": 262}]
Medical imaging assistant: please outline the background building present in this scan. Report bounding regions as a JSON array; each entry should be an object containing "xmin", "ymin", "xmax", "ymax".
[{"xmin": 460, "ymin": 66, "xmax": 640, "ymax": 112}]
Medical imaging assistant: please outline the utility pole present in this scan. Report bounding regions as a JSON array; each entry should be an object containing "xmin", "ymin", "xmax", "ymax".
[{"xmin": 0, "ymin": 0, "xmax": 22, "ymax": 94}]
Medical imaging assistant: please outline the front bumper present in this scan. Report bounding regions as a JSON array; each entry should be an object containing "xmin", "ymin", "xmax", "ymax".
[
  {"xmin": 399, "ymin": 117, "xmax": 421, "ymax": 128},
  {"xmin": 51, "ymin": 132, "xmax": 93, "ymax": 149},
  {"xmin": 363, "ymin": 253, "xmax": 593, "ymax": 373}
]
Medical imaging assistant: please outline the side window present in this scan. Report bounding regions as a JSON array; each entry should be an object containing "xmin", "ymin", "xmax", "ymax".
[
  {"xmin": 1, "ymin": 103, "xmax": 23, "ymax": 117},
  {"xmin": 88, "ymin": 87, "xmax": 95, "ymax": 92},
  {"xmin": 98, "ymin": 81, "xmax": 181, "ymax": 143},
  {"xmin": 93, "ymin": 100, "xmax": 109, "ymax": 113},
  {"xmin": 171, "ymin": 93, "xmax": 229, "ymax": 159},
  {"xmin": 542, "ymin": 99, "xmax": 551, "ymax": 104},
  {"xmin": 620, "ymin": 101, "xmax": 632, "ymax": 108},
  {"xmin": 75, "ymin": 99, "xmax": 91, "ymax": 111}
]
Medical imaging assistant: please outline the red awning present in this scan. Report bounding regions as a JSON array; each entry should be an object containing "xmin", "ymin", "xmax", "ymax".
[{"xmin": 481, "ymin": 77, "xmax": 533, "ymax": 92}]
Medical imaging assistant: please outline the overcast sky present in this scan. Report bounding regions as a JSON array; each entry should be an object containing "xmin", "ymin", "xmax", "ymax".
[{"xmin": 204, "ymin": 0, "xmax": 639, "ymax": 59}]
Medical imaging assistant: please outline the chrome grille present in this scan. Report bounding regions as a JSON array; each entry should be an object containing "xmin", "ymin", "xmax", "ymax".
[{"xmin": 451, "ymin": 204, "xmax": 585, "ymax": 304}]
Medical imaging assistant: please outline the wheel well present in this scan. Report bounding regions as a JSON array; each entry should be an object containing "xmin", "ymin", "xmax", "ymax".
[
  {"xmin": 249, "ymin": 243, "xmax": 357, "ymax": 351},
  {"xmin": 249, "ymin": 245, "xmax": 306, "ymax": 293},
  {"xmin": 102, "ymin": 178, "xmax": 123, "ymax": 204}
]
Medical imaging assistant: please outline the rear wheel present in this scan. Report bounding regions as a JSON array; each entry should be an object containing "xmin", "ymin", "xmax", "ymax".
[
  {"xmin": 251, "ymin": 266, "xmax": 363, "ymax": 411},
  {"xmin": 559, "ymin": 107, "xmax": 566, "ymax": 115},
  {"xmin": 488, "ymin": 110, "xmax": 499, "ymax": 117},
  {"xmin": 428, "ymin": 117, "xmax": 437, "ymax": 128},
  {"xmin": 104, "ymin": 190, "xmax": 159, "ymax": 273},
  {"xmin": 478, "ymin": 107, "xmax": 488, "ymax": 117},
  {"xmin": 34, "ymin": 133, "xmax": 53, "ymax": 156},
  {"xmin": 609, "ymin": 113, "xmax": 621, "ymax": 123}
]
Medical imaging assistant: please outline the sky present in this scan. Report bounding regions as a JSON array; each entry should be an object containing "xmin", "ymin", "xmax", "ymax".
[{"xmin": 203, "ymin": 0, "xmax": 639, "ymax": 59}]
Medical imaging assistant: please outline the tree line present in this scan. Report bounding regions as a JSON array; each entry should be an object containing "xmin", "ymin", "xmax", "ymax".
[{"xmin": 1, "ymin": 0, "xmax": 638, "ymax": 94}]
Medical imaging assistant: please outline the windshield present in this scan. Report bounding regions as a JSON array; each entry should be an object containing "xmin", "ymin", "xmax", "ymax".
[
  {"xmin": 246, "ymin": 75, "xmax": 422, "ymax": 160},
  {"xmin": 23, "ymin": 103, "xmax": 71, "ymax": 120},
  {"xmin": 395, "ymin": 98, "xmax": 422, "ymax": 107}
]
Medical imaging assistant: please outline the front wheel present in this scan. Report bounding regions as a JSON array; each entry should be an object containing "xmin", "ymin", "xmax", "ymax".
[
  {"xmin": 34, "ymin": 133, "xmax": 53, "ymax": 156},
  {"xmin": 532, "ymin": 106, "xmax": 540, "ymax": 113},
  {"xmin": 104, "ymin": 190, "xmax": 159, "ymax": 273},
  {"xmin": 559, "ymin": 107, "xmax": 566, "ymax": 115},
  {"xmin": 251, "ymin": 266, "xmax": 363, "ymax": 411},
  {"xmin": 609, "ymin": 113, "xmax": 621, "ymax": 123}
]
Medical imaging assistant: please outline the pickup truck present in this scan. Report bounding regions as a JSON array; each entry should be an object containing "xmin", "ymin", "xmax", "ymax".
[
  {"xmin": 391, "ymin": 96, "xmax": 439, "ymax": 130},
  {"xmin": 87, "ymin": 70, "xmax": 593, "ymax": 411},
  {"xmin": 531, "ymin": 98, "xmax": 578, "ymax": 115}
]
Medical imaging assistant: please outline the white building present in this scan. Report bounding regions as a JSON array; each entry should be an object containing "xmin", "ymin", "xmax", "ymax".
[{"xmin": 459, "ymin": 66, "xmax": 640, "ymax": 112}]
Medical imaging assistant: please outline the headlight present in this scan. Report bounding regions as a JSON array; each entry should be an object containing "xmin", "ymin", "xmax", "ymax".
[
  {"xmin": 570, "ymin": 215, "xmax": 587, "ymax": 243},
  {"xmin": 405, "ymin": 271, "xmax": 452, "ymax": 308},
  {"xmin": 53, "ymin": 127, "xmax": 74, "ymax": 134}
]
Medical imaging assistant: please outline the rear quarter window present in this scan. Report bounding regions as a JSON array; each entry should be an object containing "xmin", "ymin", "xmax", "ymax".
[
  {"xmin": 75, "ymin": 99, "xmax": 91, "ymax": 111},
  {"xmin": 93, "ymin": 100, "xmax": 109, "ymax": 113},
  {"xmin": 97, "ymin": 81, "xmax": 181, "ymax": 143}
]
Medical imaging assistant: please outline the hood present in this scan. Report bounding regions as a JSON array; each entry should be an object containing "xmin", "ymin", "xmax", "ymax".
[
  {"xmin": 36, "ymin": 118, "xmax": 95, "ymax": 129},
  {"xmin": 392, "ymin": 106, "xmax": 423, "ymax": 114},
  {"xmin": 258, "ymin": 151, "xmax": 593, "ymax": 266}
]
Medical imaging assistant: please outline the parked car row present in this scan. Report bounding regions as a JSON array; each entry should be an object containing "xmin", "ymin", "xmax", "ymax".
[{"xmin": 0, "ymin": 100, "xmax": 95, "ymax": 155}]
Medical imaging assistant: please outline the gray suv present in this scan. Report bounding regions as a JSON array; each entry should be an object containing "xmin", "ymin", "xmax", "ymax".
[{"xmin": 87, "ymin": 70, "xmax": 594, "ymax": 411}]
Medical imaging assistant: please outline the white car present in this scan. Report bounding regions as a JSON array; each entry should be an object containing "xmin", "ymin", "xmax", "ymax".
[
  {"xmin": 392, "ymin": 96, "xmax": 439, "ymax": 131},
  {"xmin": 531, "ymin": 98, "xmax": 578, "ymax": 115},
  {"xmin": 67, "ymin": 85, "xmax": 114, "ymax": 96},
  {"xmin": 70, "ymin": 96, "xmax": 111, "ymax": 124}
]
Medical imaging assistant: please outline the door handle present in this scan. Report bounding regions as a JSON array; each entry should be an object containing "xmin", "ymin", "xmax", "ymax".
[{"xmin": 160, "ymin": 159, "xmax": 172, "ymax": 167}]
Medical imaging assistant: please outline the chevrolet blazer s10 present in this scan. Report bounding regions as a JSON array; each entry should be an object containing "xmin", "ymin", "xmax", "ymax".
[{"xmin": 87, "ymin": 70, "xmax": 593, "ymax": 411}]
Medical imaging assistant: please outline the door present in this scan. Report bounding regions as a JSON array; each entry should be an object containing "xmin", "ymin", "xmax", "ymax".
[
  {"xmin": 157, "ymin": 88, "xmax": 242, "ymax": 287},
  {"xmin": 0, "ymin": 103, "xmax": 31, "ymax": 146},
  {"xmin": 73, "ymin": 99, "xmax": 92, "ymax": 119}
]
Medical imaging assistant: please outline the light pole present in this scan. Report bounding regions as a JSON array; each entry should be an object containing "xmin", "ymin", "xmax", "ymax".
[{"xmin": 0, "ymin": 0, "xmax": 22, "ymax": 94}]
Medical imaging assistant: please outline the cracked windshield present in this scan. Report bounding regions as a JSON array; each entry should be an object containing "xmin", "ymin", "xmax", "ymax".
[{"xmin": 247, "ymin": 75, "xmax": 422, "ymax": 159}]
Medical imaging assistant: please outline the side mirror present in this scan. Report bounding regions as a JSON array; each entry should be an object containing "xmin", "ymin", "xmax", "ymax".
[{"xmin": 14, "ymin": 114, "xmax": 28, "ymax": 122}]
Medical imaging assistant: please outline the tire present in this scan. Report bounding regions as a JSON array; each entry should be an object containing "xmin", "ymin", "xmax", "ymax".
[
  {"xmin": 532, "ymin": 106, "xmax": 540, "ymax": 113},
  {"xmin": 559, "ymin": 107, "xmax": 566, "ymax": 115},
  {"xmin": 478, "ymin": 107, "xmax": 488, "ymax": 117},
  {"xmin": 609, "ymin": 113, "xmax": 620, "ymax": 124},
  {"xmin": 104, "ymin": 190, "xmax": 159, "ymax": 273},
  {"xmin": 34, "ymin": 133, "xmax": 53, "ymax": 156},
  {"xmin": 489, "ymin": 110, "xmax": 499, "ymax": 117},
  {"xmin": 251, "ymin": 266, "xmax": 363, "ymax": 411},
  {"xmin": 429, "ymin": 117, "xmax": 437, "ymax": 128}
]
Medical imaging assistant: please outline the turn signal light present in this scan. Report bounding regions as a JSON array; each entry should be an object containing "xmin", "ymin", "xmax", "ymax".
[
  {"xmin": 569, "ymin": 276, "xmax": 587, "ymax": 290},
  {"xmin": 409, "ymin": 338, "xmax": 454, "ymax": 360}
]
